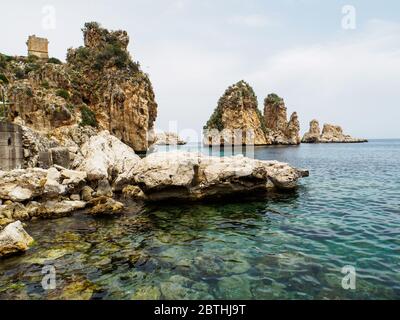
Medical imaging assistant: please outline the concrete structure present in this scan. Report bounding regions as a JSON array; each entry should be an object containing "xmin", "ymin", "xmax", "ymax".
[
  {"xmin": 26, "ymin": 35, "xmax": 49, "ymax": 59},
  {"xmin": 0, "ymin": 122, "xmax": 23, "ymax": 171}
]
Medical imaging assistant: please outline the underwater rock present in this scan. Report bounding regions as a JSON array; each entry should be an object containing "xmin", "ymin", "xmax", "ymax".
[
  {"xmin": 131, "ymin": 286, "xmax": 162, "ymax": 300},
  {"xmin": 217, "ymin": 275, "xmax": 252, "ymax": 300},
  {"xmin": 133, "ymin": 152, "xmax": 309, "ymax": 201},
  {"xmin": 0, "ymin": 221, "xmax": 34, "ymax": 258},
  {"xmin": 88, "ymin": 196, "xmax": 124, "ymax": 216},
  {"xmin": 160, "ymin": 275, "xmax": 212, "ymax": 300}
]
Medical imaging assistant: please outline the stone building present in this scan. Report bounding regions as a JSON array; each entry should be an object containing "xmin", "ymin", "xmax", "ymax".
[
  {"xmin": 26, "ymin": 35, "xmax": 49, "ymax": 59},
  {"xmin": 0, "ymin": 122, "xmax": 23, "ymax": 171}
]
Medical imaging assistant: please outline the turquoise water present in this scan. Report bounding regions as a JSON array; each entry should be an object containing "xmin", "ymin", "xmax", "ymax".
[{"xmin": 0, "ymin": 140, "xmax": 399, "ymax": 299}]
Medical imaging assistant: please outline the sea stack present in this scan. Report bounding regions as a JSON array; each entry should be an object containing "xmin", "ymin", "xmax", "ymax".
[
  {"xmin": 263, "ymin": 94, "xmax": 301, "ymax": 145},
  {"xmin": 203, "ymin": 81, "xmax": 268, "ymax": 146},
  {"xmin": 302, "ymin": 120, "xmax": 368, "ymax": 143}
]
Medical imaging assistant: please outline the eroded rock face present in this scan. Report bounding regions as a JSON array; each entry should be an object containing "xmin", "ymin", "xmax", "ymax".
[
  {"xmin": 0, "ymin": 221, "xmax": 34, "ymax": 257},
  {"xmin": 1, "ymin": 21, "xmax": 158, "ymax": 153},
  {"xmin": 131, "ymin": 152, "xmax": 308, "ymax": 201},
  {"xmin": 66, "ymin": 22, "xmax": 157, "ymax": 152},
  {"xmin": 302, "ymin": 121, "xmax": 367, "ymax": 143},
  {"xmin": 302, "ymin": 119, "xmax": 321, "ymax": 143},
  {"xmin": 264, "ymin": 94, "xmax": 301, "ymax": 145},
  {"xmin": 77, "ymin": 131, "xmax": 140, "ymax": 185},
  {"xmin": 203, "ymin": 81, "xmax": 269, "ymax": 146}
]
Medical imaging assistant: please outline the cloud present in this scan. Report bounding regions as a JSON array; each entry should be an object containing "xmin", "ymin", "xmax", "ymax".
[
  {"xmin": 245, "ymin": 19, "xmax": 400, "ymax": 138},
  {"xmin": 227, "ymin": 14, "xmax": 275, "ymax": 28}
]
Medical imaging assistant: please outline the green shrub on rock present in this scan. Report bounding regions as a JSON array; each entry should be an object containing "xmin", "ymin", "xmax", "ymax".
[
  {"xmin": 79, "ymin": 105, "xmax": 97, "ymax": 127},
  {"xmin": 48, "ymin": 57, "xmax": 62, "ymax": 65},
  {"xmin": 0, "ymin": 74, "xmax": 9, "ymax": 85},
  {"xmin": 56, "ymin": 89, "xmax": 70, "ymax": 100}
]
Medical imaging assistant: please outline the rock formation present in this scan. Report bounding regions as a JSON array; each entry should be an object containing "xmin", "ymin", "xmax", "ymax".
[
  {"xmin": 153, "ymin": 132, "xmax": 187, "ymax": 146},
  {"xmin": 302, "ymin": 120, "xmax": 367, "ymax": 143},
  {"xmin": 203, "ymin": 84, "xmax": 301, "ymax": 146},
  {"xmin": 0, "ymin": 221, "xmax": 34, "ymax": 257},
  {"xmin": 301, "ymin": 119, "xmax": 321, "ymax": 143},
  {"xmin": 263, "ymin": 94, "xmax": 301, "ymax": 145},
  {"xmin": 0, "ymin": 131, "xmax": 309, "ymax": 227},
  {"xmin": 0, "ymin": 22, "xmax": 158, "ymax": 152},
  {"xmin": 132, "ymin": 152, "xmax": 309, "ymax": 201},
  {"xmin": 203, "ymin": 81, "xmax": 269, "ymax": 146}
]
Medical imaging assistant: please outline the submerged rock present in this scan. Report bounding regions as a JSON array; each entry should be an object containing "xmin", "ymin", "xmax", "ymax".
[
  {"xmin": 88, "ymin": 196, "xmax": 125, "ymax": 216},
  {"xmin": 0, "ymin": 221, "xmax": 34, "ymax": 258},
  {"xmin": 132, "ymin": 152, "xmax": 308, "ymax": 201},
  {"xmin": 302, "ymin": 120, "xmax": 367, "ymax": 143}
]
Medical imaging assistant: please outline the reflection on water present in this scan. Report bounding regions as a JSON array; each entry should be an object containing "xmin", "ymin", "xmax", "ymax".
[{"xmin": 1, "ymin": 140, "xmax": 400, "ymax": 299}]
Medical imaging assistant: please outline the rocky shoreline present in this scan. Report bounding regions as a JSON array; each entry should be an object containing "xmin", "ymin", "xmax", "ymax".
[{"xmin": 0, "ymin": 128, "xmax": 309, "ymax": 257}]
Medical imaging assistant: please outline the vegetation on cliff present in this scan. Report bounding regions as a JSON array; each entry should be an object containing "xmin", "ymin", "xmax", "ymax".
[
  {"xmin": 205, "ymin": 80, "xmax": 267, "ymax": 134},
  {"xmin": 0, "ymin": 22, "xmax": 158, "ymax": 152}
]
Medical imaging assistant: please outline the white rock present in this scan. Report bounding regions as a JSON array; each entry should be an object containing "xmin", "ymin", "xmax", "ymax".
[
  {"xmin": 132, "ymin": 152, "xmax": 308, "ymax": 201},
  {"xmin": 44, "ymin": 167, "xmax": 67, "ymax": 196},
  {"xmin": 0, "ymin": 221, "xmax": 34, "ymax": 257},
  {"xmin": 77, "ymin": 131, "xmax": 140, "ymax": 183}
]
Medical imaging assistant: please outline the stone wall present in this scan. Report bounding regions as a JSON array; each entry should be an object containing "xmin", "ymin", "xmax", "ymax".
[{"xmin": 0, "ymin": 122, "xmax": 23, "ymax": 170}]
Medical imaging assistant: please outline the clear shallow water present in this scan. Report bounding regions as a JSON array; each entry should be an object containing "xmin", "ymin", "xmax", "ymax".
[{"xmin": 1, "ymin": 140, "xmax": 400, "ymax": 299}]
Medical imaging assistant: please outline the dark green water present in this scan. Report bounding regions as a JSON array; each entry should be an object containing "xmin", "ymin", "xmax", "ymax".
[{"xmin": 1, "ymin": 140, "xmax": 399, "ymax": 299}]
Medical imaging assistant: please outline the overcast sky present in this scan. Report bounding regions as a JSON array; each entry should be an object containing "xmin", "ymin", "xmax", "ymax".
[{"xmin": 1, "ymin": 0, "xmax": 399, "ymax": 139}]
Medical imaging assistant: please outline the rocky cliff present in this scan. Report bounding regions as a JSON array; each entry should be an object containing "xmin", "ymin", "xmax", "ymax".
[
  {"xmin": 203, "ymin": 83, "xmax": 301, "ymax": 146},
  {"xmin": 0, "ymin": 22, "xmax": 157, "ymax": 152},
  {"xmin": 263, "ymin": 94, "xmax": 301, "ymax": 145},
  {"xmin": 203, "ymin": 81, "xmax": 269, "ymax": 146},
  {"xmin": 302, "ymin": 120, "xmax": 367, "ymax": 143}
]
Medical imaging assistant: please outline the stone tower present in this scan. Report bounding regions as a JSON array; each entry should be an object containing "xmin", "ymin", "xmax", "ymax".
[{"xmin": 26, "ymin": 35, "xmax": 49, "ymax": 59}]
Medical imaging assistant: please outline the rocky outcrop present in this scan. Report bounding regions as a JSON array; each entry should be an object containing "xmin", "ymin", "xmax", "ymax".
[
  {"xmin": 203, "ymin": 84, "xmax": 301, "ymax": 146},
  {"xmin": 302, "ymin": 120, "xmax": 367, "ymax": 143},
  {"xmin": 66, "ymin": 22, "xmax": 157, "ymax": 152},
  {"xmin": 263, "ymin": 94, "xmax": 301, "ymax": 145},
  {"xmin": 0, "ymin": 21, "xmax": 158, "ymax": 153},
  {"xmin": 77, "ymin": 130, "xmax": 140, "ymax": 183},
  {"xmin": 131, "ymin": 152, "xmax": 309, "ymax": 201},
  {"xmin": 153, "ymin": 132, "xmax": 187, "ymax": 146},
  {"xmin": 0, "ymin": 221, "xmax": 34, "ymax": 257},
  {"xmin": 302, "ymin": 119, "xmax": 321, "ymax": 143},
  {"xmin": 203, "ymin": 81, "xmax": 269, "ymax": 146}
]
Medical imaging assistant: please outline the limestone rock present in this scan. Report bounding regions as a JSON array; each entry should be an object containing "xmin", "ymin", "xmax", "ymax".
[
  {"xmin": 0, "ymin": 221, "xmax": 34, "ymax": 258},
  {"xmin": 133, "ymin": 152, "xmax": 308, "ymax": 201},
  {"xmin": 88, "ymin": 196, "xmax": 124, "ymax": 216},
  {"xmin": 302, "ymin": 120, "xmax": 367, "ymax": 143},
  {"xmin": 81, "ymin": 186, "xmax": 94, "ymax": 201},
  {"xmin": 154, "ymin": 132, "xmax": 187, "ymax": 146},
  {"xmin": 77, "ymin": 131, "xmax": 140, "ymax": 183},
  {"xmin": 264, "ymin": 94, "xmax": 301, "ymax": 145},
  {"xmin": 34, "ymin": 200, "xmax": 87, "ymax": 218},
  {"xmin": 203, "ymin": 81, "xmax": 269, "ymax": 146},
  {"xmin": 302, "ymin": 119, "xmax": 321, "ymax": 143},
  {"xmin": 2, "ymin": 22, "xmax": 158, "ymax": 153},
  {"xmin": 0, "ymin": 168, "xmax": 48, "ymax": 202}
]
